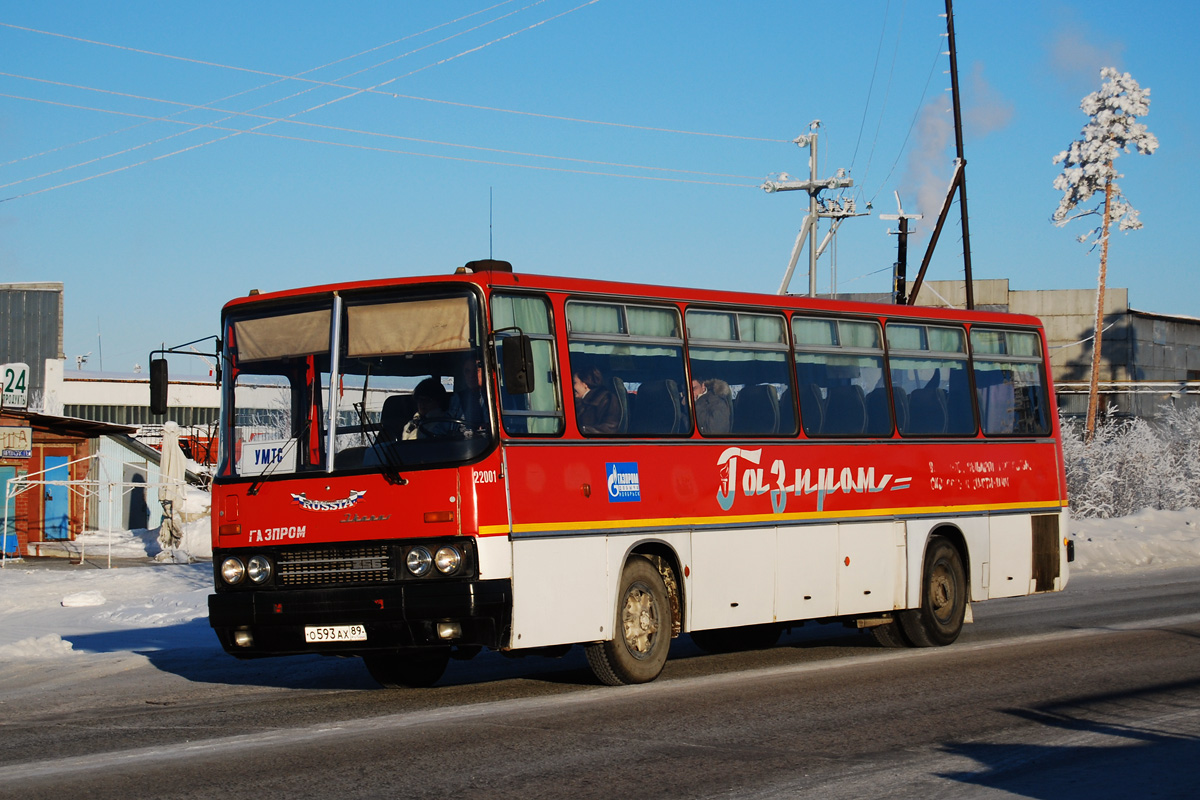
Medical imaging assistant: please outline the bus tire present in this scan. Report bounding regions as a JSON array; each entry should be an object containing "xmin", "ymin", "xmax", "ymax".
[
  {"xmin": 691, "ymin": 623, "xmax": 782, "ymax": 653},
  {"xmin": 363, "ymin": 647, "xmax": 451, "ymax": 688},
  {"xmin": 868, "ymin": 620, "xmax": 910, "ymax": 648},
  {"xmin": 898, "ymin": 536, "xmax": 967, "ymax": 647},
  {"xmin": 585, "ymin": 556, "xmax": 671, "ymax": 686}
]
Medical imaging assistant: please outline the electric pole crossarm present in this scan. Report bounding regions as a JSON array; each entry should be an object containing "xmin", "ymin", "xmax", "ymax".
[
  {"xmin": 762, "ymin": 177, "xmax": 854, "ymax": 194},
  {"xmin": 764, "ymin": 122, "xmax": 859, "ymax": 297},
  {"xmin": 881, "ymin": 191, "xmax": 922, "ymax": 306}
]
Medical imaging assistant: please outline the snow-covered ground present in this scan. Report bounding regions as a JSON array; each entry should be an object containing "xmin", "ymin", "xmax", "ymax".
[{"xmin": 0, "ymin": 510, "xmax": 1197, "ymax": 663}]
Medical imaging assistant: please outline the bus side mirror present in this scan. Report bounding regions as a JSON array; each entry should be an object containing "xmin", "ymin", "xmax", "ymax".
[
  {"xmin": 150, "ymin": 358, "xmax": 169, "ymax": 415},
  {"xmin": 501, "ymin": 335, "xmax": 535, "ymax": 395}
]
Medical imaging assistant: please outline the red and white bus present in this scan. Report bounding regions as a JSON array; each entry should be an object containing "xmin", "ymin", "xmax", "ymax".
[{"xmin": 198, "ymin": 259, "xmax": 1071, "ymax": 687}]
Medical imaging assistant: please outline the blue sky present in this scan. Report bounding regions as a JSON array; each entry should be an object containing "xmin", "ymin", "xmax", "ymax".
[{"xmin": 2, "ymin": 1, "xmax": 1196, "ymax": 376}]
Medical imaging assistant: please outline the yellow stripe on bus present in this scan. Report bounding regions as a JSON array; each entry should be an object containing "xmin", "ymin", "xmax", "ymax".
[{"xmin": 476, "ymin": 499, "xmax": 1067, "ymax": 536}]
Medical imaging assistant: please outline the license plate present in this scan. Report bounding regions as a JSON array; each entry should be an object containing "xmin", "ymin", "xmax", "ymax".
[{"xmin": 304, "ymin": 624, "xmax": 367, "ymax": 643}]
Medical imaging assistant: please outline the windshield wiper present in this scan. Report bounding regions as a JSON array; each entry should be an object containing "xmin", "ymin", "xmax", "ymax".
[
  {"xmin": 356, "ymin": 399, "xmax": 408, "ymax": 486},
  {"xmin": 247, "ymin": 434, "xmax": 299, "ymax": 496}
]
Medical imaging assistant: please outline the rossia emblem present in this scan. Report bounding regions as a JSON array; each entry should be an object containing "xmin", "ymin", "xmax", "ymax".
[{"xmin": 290, "ymin": 490, "xmax": 366, "ymax": 511}]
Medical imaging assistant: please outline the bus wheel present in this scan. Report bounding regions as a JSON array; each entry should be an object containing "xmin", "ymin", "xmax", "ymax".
[
  {"xmin": 868, "ymin": 620, "xmax": 910, "ymax": 648},
  {"xmin": 691, "ymin": 624, "xmax": 782, "ymax": 653},
  {"xmin": 898, "ymin": 537, "xmax": 966, "ymax": 647},
  {"xmin": 363, "ymin": 647, "xmax": 451, "ymax": 688},
  {"xmin": 585, "ymin": 556, "xmax": 671, "ymax": 686}
]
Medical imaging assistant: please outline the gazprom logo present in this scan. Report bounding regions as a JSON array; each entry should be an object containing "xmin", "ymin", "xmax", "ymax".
[{"xmin": 606, "ymin": 462, "xmax": 641, "ymax": 503}]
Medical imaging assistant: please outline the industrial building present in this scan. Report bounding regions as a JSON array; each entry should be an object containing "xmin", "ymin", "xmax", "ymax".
[
  {"xmin": 2, "ymin": 282, "xmax": 216, "ymax": 556},
  {"xmin": 835, "ymin": 279, "xmax": 1200, "ymax": 418},
  {"xmin": 0, "ymin": 282, "xmax": 63, "ymax": 403}
]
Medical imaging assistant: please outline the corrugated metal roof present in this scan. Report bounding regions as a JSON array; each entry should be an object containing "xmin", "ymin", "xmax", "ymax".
[
  {"xmin": 0, "ymin": 408, "xmax": 134, "ymax": 436},
  {"xmin": 0, "ymin": 284, "xmax": 64, "ymax": 397}
]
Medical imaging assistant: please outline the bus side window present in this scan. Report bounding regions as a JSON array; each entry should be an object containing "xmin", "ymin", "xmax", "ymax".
[
  {"xmin": 491, "ymin": 294, "xmax": 564, "ymax": 436},
  {"xmin": 888, "ymin": 323, "xmax": 976, "ymax": 438},
  {"xmin": 688, "ymin": 309, "xmax": 794, "ymax": 438},
  {"xmin": 970, "ymin": 328, "xmax": 1050, "ymax": 437},
  {"xmin": 792, "ymin": 316, "xmax": 889, "ymax": 437},
  {"xmin": 568, "ymin": 301, "xmax": 690, "ymax": 437}
]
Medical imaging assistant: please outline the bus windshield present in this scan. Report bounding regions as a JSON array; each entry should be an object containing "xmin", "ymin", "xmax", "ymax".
[{"xmin": 219, "ymin": 289, "xmax": 492, "ymax": 479}]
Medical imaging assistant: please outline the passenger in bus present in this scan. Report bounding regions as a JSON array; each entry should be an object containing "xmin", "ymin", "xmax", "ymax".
[
  {"xmin": 692, "ymin": 377, "xmax": 732, "ymax": 435},
  {"xmin": 573, "ymin": 367, "xmax": 622, "ymax": 434},
  {"xmin": 403, "ymin": 378, "xmax": 459, "ymax": 439},
  {"xmin": 448, "ymin": 357, "xmax": 486, "ymax": 433}
]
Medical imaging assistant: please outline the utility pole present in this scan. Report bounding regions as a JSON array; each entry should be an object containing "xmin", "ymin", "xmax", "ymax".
[
  {"xmin": 880, "ymin": 192, "xmax": 922, "ymax": 305},
  {"xmin": 763, "ymin": 120, "xmax": 858, "ymax": 296},
  {"xmin": 907, "ymin": 0, "xmax": 975, "ymax": 309}
]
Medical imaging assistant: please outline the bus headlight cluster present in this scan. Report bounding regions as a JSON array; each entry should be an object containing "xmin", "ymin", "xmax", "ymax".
[
  {"xmin": 434, "ymin": 546, "xmax": 462, "ymax": 574},
  {"xmin": 246, "ymin": 555, "xmax": 273, "ymax": 584},
  {"xmin": 404, "ymin": 544, "xmax": 465, "ymax": 576},
  {"xmin": 406, "ymin": 547, "xmax": 433, "ymax": 576},
  {"xmin": 220, "ymin": 555, "xmax": 273, "ymax": 586},
  {"xmin": 221, "ymin": 557, "xmax": 245, "ymax": 585}
]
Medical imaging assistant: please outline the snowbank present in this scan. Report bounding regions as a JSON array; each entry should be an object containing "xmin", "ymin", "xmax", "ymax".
[
  {"xmin": 69, "ymin": 512, "xmax": 212, "ymax": 563},
  {"xmin": 0, "ymin": 561, "xmax": 212, "ymax": 660},
  {"xmin": 1068, "ymin": 508, "xmax": 1200, "ymax": 573}
]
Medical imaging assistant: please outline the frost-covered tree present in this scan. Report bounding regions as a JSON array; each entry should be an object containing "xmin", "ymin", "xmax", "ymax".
[
  {"xmin": 1052, "ymin": 68, "xmax": 1158, "ymax": 441},
  {"xmin": 1062, "ymin": 405, "xmax": 1200, "ymax": 517}
]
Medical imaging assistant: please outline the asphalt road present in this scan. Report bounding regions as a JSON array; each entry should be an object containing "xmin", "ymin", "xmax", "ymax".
[{"xmin": 1, "ymin": 567, "xmax": 1199, "ymax": 799}]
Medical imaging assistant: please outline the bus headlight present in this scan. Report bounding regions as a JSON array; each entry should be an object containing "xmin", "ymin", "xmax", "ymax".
[
  {"xmin": 434, "ymin": 546, "xmax": 462, "ymax": 574},
  {"xmin": 221, "ymin": 557, "xmax": 246, "ymax": 585},
  {"xmin": 406, "ymin": 547, "xmax": 433, "ymax": 576},
  {"xmin": 247, "ymin": 555, "xmax": 273, "ymax": 584}
]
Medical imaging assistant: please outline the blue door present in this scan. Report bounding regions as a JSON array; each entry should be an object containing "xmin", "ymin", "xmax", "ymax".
[
  {"xmin": 43, "ymin": 456, "xmax": 70, "ymax": 541},
  {"xmin": 1, "ymin": 466, "xmax": 15, "ymax": 556}
]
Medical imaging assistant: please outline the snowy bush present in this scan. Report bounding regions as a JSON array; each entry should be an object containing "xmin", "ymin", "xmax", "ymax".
[{"xmin": 1063, "ymin": 405, "xmax": 1200, "ymax": 517}]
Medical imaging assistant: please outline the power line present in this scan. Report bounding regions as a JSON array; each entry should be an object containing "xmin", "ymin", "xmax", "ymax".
[
  {"xmin": 853, "ymin": 0, "xmax": 907, "ymax": 203},
  {"xmin": 1, "ymin": 1, "xmax": 786, "ymax": 202},
  {"xmin": 0, "ymin": 0, "xmax": 533, "ymax": 176},
  {"xmin": 0, "ymin": 1, "xmax": 615, "ymax": 199},
  {"xmin": 383, "ymin": 93, "xmax": 790, "ymax": 143},
  {"xmin": 849, "ymin": 0, "xmax": 891, "ymax": 171},
  {"xmin": 1, "ymin": 8, "xmax": 575, "ymax": 110},
  {"xmin": 0, "ymin": 92, "xmax": 759, "ymax": 202},
  {"xmin": 0, "ymin": 87, "xmax": 760, "ymax": 187},
  {"xmin": 0, "ymin": 5, "xmax": 784, "ymax": 151},
  {"xmin": 0, "ymin": 0, "xmax": 573, "ymax": 189},
  {"xmin": 866, "ymin": 35, "xmax": 944, "ymax": 205}
]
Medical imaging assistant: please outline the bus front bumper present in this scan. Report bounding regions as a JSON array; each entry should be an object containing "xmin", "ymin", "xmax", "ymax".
[{"xmin": 208, "ymin": 578, "xmax": 512, "ymax": 657}]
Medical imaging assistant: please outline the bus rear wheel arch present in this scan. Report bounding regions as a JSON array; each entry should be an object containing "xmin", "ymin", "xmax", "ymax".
[
  {"xmin": 585, "ymin": 555, "xmax": 672, "ymax": 685},
  {"xmin": 898, "ymin": 535, "xmax": 967, "ymax": 647}
]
